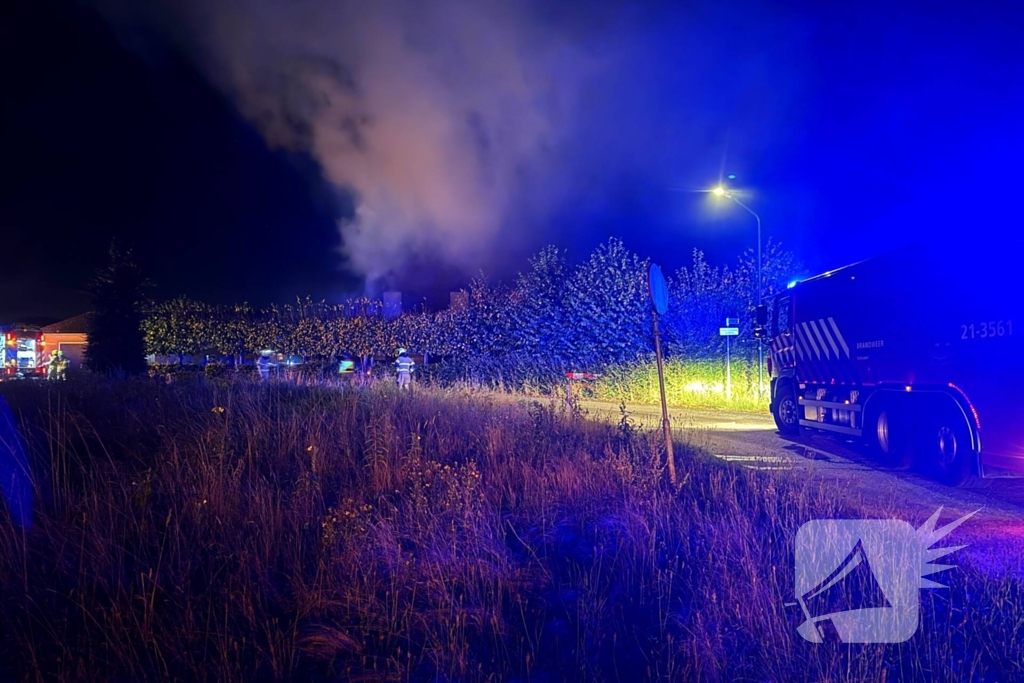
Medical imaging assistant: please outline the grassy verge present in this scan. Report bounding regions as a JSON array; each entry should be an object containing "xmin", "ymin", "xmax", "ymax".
[
  {"xmin": 0, "ymin": 378, "xmax": 1018, "ymax": 681},
  {"xmin": 422, "ymin": 357, "xmax": 769, "ymax": 412},
  {"xmin": 589, "ymin": 357, "xmax": 765, "ymax": 412}
]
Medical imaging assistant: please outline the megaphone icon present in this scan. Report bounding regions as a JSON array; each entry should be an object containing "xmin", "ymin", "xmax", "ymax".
[{"xmin": 794, "ymin": 512, "xmax": 975, "ymax": 644}]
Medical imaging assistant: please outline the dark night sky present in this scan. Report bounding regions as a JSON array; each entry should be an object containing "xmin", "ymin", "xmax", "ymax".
[
  {"xmin": 2, "ymin": 0, "xmax": 1023, "ymax": 322},
  {"xmin": 1, "ymin": 0, "xmax": 355, "ymax": 322}
]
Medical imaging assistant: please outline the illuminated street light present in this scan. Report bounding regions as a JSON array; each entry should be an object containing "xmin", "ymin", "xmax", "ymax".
[{"xmin": 711, "ymin": 183, "xmax": 765, "ymax": 396}]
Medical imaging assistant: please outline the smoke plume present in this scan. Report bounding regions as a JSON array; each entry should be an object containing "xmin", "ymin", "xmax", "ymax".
[
  {"xmin": 96, "ymin": 0, "xmax": 803, "ymax": 288},
  {"xmin": 100, "ymin": 0, "xmax": 600, "ymax": 282}
]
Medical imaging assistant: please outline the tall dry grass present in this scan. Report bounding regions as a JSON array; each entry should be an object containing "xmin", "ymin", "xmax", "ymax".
[{"xmin": 0, "ymin": 377, "xmax": 1019, "ymax": 682}]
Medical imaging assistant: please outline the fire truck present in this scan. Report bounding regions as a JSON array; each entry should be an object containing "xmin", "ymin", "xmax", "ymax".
[
  {"xmin": 766, "ymin": 239, "xmax": 1023, "ymax": 485},
  {"xmin": 1, "ymin": 326, "xmax": 46, "ymax": 380}
]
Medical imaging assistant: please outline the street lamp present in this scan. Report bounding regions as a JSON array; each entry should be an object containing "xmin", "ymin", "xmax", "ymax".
[{"xmin": 711, "ymin": 184, "xmax": 765, "ymax": 397}]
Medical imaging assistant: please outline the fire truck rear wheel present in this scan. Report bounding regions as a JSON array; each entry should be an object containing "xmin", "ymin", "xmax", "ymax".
[
  {"xmin": 923, "ymin": 407, "xmax": 974, "ymax": 486},
  {"xmin": 866, "ymin": 399, "xmax": 911, "ymax": 468},
  {"xmin": 772, "ymin": 383, "xmax": 800, "ymax": 436}
]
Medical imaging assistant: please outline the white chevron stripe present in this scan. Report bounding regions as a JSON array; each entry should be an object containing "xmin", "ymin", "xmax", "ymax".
[
  {"xmin": 801, "ymin": 332, "xmax": 814, "ymax": 361},
  {"xmin": 801, "ymin": 323, "xmax": 821, "ymax": 358},
  {"xmin": 795, "ymin": 325, "xmax": 810, "ymax": 359},
  {"xmin": 809, "ymin": 320, "xmax": 831, "ymax": 359},
  {"xmin": 793, "ymin": 333, "xmax": 806, "ymax": 360},
  {"xmin": 817, "ymin": 318, "xmax": 841, "ymax": 358},
  {"xmin": 828, "ymin": 317, "xmax": 850, "ymax": 357}
]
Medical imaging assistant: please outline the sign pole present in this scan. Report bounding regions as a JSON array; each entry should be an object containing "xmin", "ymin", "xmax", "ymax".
[
  {"xmin": 648, "ymin": 263, "xmax": 676, "ymax": 487},
  {"xmin": 720, "ymin": 317, "xmax": 739, "ymax": 403},
  {"xmin": 726, "ymin": 334, "xmax": 732, "ymax": 401},
  {"xmin": 651, "ymin": 309, "xmax": 677, "ymax": 486}
]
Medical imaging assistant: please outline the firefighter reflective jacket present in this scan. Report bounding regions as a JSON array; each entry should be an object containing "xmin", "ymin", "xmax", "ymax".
[{"xmin": 395, "ymin": 355, "xmax": 415, "ymax": 374}]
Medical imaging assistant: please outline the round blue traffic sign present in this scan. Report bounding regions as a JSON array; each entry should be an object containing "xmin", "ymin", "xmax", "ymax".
[{"xmin": 648, "ymin": 263, "xmax": 669, "ymax": 315}]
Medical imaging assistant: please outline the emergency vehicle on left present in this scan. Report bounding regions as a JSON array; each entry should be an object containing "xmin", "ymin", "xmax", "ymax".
[{"xmin": 1, "ymin": 326, "xmax": 47, "ymax": 380}]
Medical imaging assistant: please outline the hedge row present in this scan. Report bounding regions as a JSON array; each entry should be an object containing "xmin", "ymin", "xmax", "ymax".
[{"xmin": 142, "ymin": 238, "xmax": 800, "ymax": 390}]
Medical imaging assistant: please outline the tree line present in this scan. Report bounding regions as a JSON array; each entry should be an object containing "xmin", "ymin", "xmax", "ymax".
[{"xmin": 136, "ymin": 238, "xmax": 800, "ymax": 388}]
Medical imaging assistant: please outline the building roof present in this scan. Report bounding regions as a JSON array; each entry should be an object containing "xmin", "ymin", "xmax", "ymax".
[{"xmin": 42, "ymin": 313, "xmax": 92, "ymax": 335}]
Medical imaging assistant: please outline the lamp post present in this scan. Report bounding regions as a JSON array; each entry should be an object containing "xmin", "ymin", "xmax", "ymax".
[{"xmin": 712, "ymin": 185, "xmax": 764, "ymax": 397}]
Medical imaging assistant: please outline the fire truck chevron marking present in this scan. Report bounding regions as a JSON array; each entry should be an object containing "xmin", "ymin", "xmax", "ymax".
[
  {"xmin": 795, "ymin": 324, "xmax": 829, "ymax": 381},
  {"xmin": 801, "ymin": 322, "xmax": 822, "ymax": 358},
  {"xmin": 818, "ymin": 318, "xmax": 841, "ymax": 358},
  {"xmin": 810, "ymin": 320, "xmax": 831, "ymax": 359},
  {"xmin": 828, "ymin": 317, "xmax": 850, "ymax": 358},
  {"xmin": 794, "ymin": 333, "xmax": 806, "ymax": 360}
]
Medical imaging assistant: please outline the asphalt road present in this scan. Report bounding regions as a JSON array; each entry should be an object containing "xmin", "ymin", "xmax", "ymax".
[{"xmin": 575, "ymin": 399, "xmax": 1024, "ymax": 578}]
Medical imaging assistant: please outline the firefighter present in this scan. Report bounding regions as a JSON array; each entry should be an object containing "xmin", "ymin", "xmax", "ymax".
[
  {"xmin": 256, "ymin": 353, "xmax": 272, "ymax": 381},
  {"xmin": 395, "ymin": 349, "xmax": 415, "ymax": 390},
  {"xmin": 42, "ymin": 350, "xmax": 56, "ymax": 380},
  {"xmin": 50, "ymin": 349, "xmax": 68, "ymax": 381},
  {"xmin": 57, "ymin": 349, "xmax": 70, "ymax": 381}
]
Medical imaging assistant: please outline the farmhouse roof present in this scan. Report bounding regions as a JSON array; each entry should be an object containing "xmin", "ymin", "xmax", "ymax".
[{"xmin": 42, "ymin": 313, "xmax": 92, "ymax": 335}]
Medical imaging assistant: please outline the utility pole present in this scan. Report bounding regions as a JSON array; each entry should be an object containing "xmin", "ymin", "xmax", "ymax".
[{"xmin": 711, "ymin": 185, "xmax": 765, "ymax": 398}]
